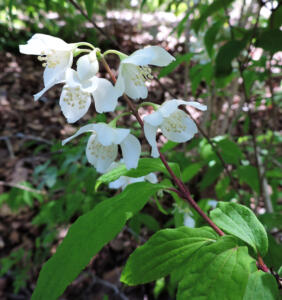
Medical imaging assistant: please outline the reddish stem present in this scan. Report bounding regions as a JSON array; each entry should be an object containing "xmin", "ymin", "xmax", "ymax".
[{"xmin": 100, "ymin": 56, "xmax": 224, "ymax": 237}]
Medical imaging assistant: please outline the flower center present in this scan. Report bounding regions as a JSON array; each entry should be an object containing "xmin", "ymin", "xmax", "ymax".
[
  {"xmin": 63, "ymin": 86, "xmax": 89, "ymax": 110},
  {"xmin": 131, "ymin": 66, "xmax": 153, "ymax": 86},
  {"xmin": 37, "ymin": 50, "xmax": 61, "ymax": 68},
  {"xmin": 162, "ymin": 111, "xmax": 187, "ymax": 134},
  {"xmin": 88, "ymin": 137, "xmax": 117, "ymax": 160}
]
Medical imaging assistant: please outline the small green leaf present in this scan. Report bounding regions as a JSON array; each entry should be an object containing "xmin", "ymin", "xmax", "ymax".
[
  {"xmin": 158, "ymin": 53, "xmax": 194, "ymax": 78},
  {"xmin": 31, "ymin": 181, "xmax": 169, "ymax": 300},
  {"xmin": 215, "ymin": 40, "xmax": 246, "ymax": 77},
  {"xmin": 243, "ymin": 271, "xmax": 279, "ymax": 300},
  {"xmin": 121, "ymin": 227, "xmax": 217, "ymax": 285},
  {"xmin": 216, "ymin": 137, "xmax": 242, "ymax": 165},
  {"xmin": 199, "ymin": 163, "xmax": 223, "ymax": 190},
  {"xmin": 181, "ymin": 162, "xmax": 202, "ymax": 182},
  {"xmin": 177, "ymin": 236, "xmax": 257, "ymax": 300},
  {"xmin": 210, "ymin": 202, "xmax": 268, "ymax": 256},
  {"xmin": 95, "ymin": 158, "xmax": 180, "ymax": 190}
]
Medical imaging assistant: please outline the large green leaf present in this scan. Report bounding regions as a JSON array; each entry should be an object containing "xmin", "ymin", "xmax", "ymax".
[
  {"xmin": 177, "ymin": 236, "xmax": 257, "ymax": 300},
  {"xmin": 31, "ymin": 181, "xmax": 169, "ymax": 300},
  {"xmin": 95, "ymin": 158, "xmax": 180, "ymax": 190},
  {"xmin": 121, "ymin": 227, "xmax": 217, "ymax": 285},
  {"xmin": 243, "ymin": 271, "xmax": 279, "ymax": 300},
  {"xmin": 210, "ymin": 202, "xmax": 268, "ymax": 256},
  {"xmin": 215, "ymin": 40, "xmax": 246, "ymax": 77}
]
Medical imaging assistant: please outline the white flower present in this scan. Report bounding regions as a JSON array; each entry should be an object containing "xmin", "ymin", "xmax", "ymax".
[
  {"xmin": 106, "ymin": 161, "xmax": 158, "ymax": 190},
  {"xmin": 19, "ymin": 34, "xmax": 76, "ymax": 101},
  {"xmin": 62, "ymin": 123, "xmax": 141, "ymax": 173},
  {"xmin": 143, "ymin": 100, "xmax": 207, "ymax": 157},
  {"xmin": 59, "ymin": 52, "xmax": 119, "ymax": 123},
  {"xmin": 115, "ymin": 46, "xmax": 175, "ymax": 100}
]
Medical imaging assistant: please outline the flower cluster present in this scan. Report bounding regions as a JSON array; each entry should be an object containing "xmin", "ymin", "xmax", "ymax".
[{"xmin": 20, "ymin": 34, "xmax": 206, "ymax": 179}]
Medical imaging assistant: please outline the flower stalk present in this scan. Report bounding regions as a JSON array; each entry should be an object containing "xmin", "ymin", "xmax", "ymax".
[{"xmin": 100, "ymin": 56, "xmax": 225, "ymax": 237}]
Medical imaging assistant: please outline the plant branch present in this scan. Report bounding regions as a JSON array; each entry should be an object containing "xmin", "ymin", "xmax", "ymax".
[
  {"xmin": 67, "ymin": 0, "xmax": 120, "ymax": 49},
  {"xmin": 100, "ymin": 57, "xmax": 224, "ymax": 237}
]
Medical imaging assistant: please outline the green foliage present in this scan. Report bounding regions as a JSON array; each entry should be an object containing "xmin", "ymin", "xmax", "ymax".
[
  {"xmin": 121, "ymin": 226, "xmax": 217, "ymax": 284},
  {"xmin": 95, "ymin": 158, "xmax": 181, "ymax": 190},
  {"xmin": 210, "ymin": 202, "xmax": 268, "ymax": 256},
  {"xmin": 31, "ymin": 181, "xmax": 171, "ymax": 300},
  {"xmin": 215, "ymin": 40, "xmax": 246, "ymax": 77},
  {"xmin": 192, "ymin": 0, "xmax": 235, "ymax": 33},
  {"xmin": 158, "ymin": 53, "xmax": 194, "ymax": 78}
]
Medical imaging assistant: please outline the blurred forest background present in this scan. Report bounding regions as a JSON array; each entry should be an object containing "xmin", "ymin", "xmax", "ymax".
[{"xmin": 0, "ymin": 0, "xmax": 281, "ymax": 299}]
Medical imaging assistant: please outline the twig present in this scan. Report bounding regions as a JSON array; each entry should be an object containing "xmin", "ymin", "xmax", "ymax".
[
  {"xmin": 100, "ymin": 56, "xmax": 224, "ymax": 237},
  {"xmin": 0, "ymin": 136, "xmax": 15, "ymax": 158},
  {"xmin": 67, "ymin": 0, "xmax": 120, "ymax": 49},
  {"xmin": 0, "ymin": 181, "xmax": 46, "ymax": 195}
]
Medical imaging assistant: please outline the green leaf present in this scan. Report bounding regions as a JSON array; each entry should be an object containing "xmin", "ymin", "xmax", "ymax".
[
  {"xmin": 204, "ymin": 21, "xmax": 222, "ymax": 58},
  {"xmin": 177, "ymin": 236, "xmax": 257, "ymax": 300},
  {"xmin": 263, "ymin": 234, "xmax": 282, "ymax": 272},
  {"xmin": 236, "ymin": 165, "xmax": 260, "ymax": 193},
  {"xmin": 192, "ymin": 0, "xmax": 235, "ymax": 33},
  {"xmin": 243, "ymin": 271, "xmax": 279, "ymax": 300},
  {"xmin": 181, "ymin": 162, "xmax": 202, "ymax": 182},
  {"xmin": 95, "ymin": 158, "xmax": 180, "ymax": 190},
  {"xmin": 158, "ymin": 53, "xmax": 194, "ymax": 78},
  {"xmin": 121, "ymin": 227, "xmax": 217, "ymax": 285},
  {"xmin": 269, "ymin": 5, "xmax": 282, "ymax": 29},
  {"xmin": 216, "ymin": 137, "xmax": 242, "ymax": 165},
  {"xmin": 199, "ymin": 163, "xmax": 223, "ymax": 190},
  {"xmin": 210, "ymin": 202, "xmax": 268, "ymax": 256},
  {"xmin": 215, "ymin": 40, "xmax": 246, "ymax": 77},
  {"xmin": 84, "ymin": 0, "xmax": 94, "ymax": 18},
  {"xmin": 31, "ymin": 181, "xmax": 169, "ymax": 300},
  {"xmin": 256, "ymin": 29, "xmax": 282, "ymax": 53},
  {"xmin": 259, "ymin": 213, "xmax": 282, "ymax": 231}
]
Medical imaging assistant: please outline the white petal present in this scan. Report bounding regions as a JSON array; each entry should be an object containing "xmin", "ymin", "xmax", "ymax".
[
  {"xmin": 115, "ymin": 66, "xmax": 126, "ymax": 97},
  {"xmin": 144, "ymin": 173, "xmax": 158, "ymax": 183},
  {"xmin": 86, "ymin": 135, "xmax": 118, "ymax": 173},
  {"xmin": 65, "ymin": 68, "xmax": 81, "ymax": 87},
  {"xmin": 143, "ymin": 111, "xmax": 163, "ymax": 126},
  {"xmin": 92, "ymin": 78, "xmax": 119, "ymax": 113},
  {"xmin": 109, "ymin": 176, "xmax": 128, "ymax": 189},
  {"xmin": 19, "ymin": 34, "xmax": 74, "ymax": 55},
  {"xmin": 93, "ymin": 124, "xmax": 129, "ymax": 147},
  {"xmin": 161, "ymin": 110, "xmax": 198, "ymax": 143},
  {"xmin": 159, "ymin": 100, "xmax": 181, "ymax": 117},
  {"xmin": 62, "ymin": 123, "xmax": 96, "ymax": 145},
  {"xmin": 59, "ymin": 85, "xmax": 91, "ymax": 123},
  {"xmin": 43, "ymin": 51, "xmax": 73, "ymax": 86},
  {"xmin": 122, "ymin": 66, "xmax": 148, "ymax": 100},
  {"xmin": 33, "ymin": 82, "xmax": 55, "ymax": 101},
  {"xmin": 122, "ymin": 46, "xmax": 175, "ymax": 67},
  {"xmin": 120, "ymin": 134, "xmax": 141, "ymax": 169},
  {"xmin": 77, "ymin": 51, "xmax": 99, "ymax": 82},
  {"xmin": 144, "ymin": 122, "xmax": 159, "ymax": 158},
  {"xmin": 185, "ymin": 101, "xmax": 207, "ymax": 111}
]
